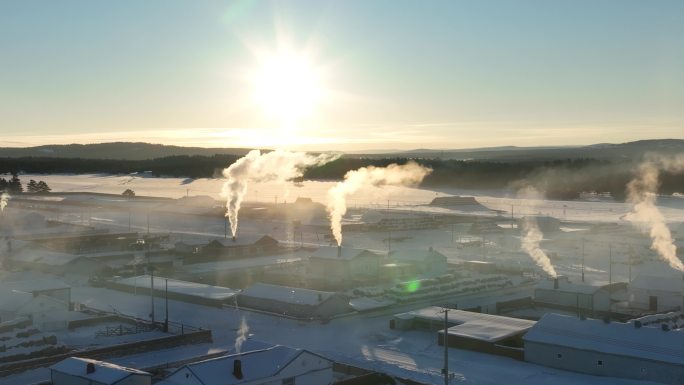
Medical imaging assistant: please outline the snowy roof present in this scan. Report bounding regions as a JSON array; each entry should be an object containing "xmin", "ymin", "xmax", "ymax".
[
  {"xmin": 630, "ymin": 274, "xmax": 684, "ymax": 293},
  {"xmin": 50, "ymin": 357, "xmax": 150, "ymax": 384},
  {"xmin": 390, "ymin": 248, "xmax": 446, "ymax": 263},
  {"xmin": 170, "ymin": 345, "xmax": 310, "ymax": 385},
  {"xmin": 402, "ymin": 307, "xmax": 535, "ymax": 343},
  {"xmin": 524, "ymin": 313, "xmax": 684, "ymax": 365},
  {"xmin": 349, "ymin": 297, "xmax": 396, "ymax": 312},
  {"xmin": 535, "ymin": 278, "xmax": 605, "ymax": 295},
  {"xmin": 179, "ymin": 255, "xmax": 302, "ymax": 274},
  {"xmin": 239, "ymin": 283, "xmax": 339, "ymax": 306},
  {"xmin": 310, "ymin": 246, "xmax": 377, "ymax": 260},
  {"xmin": 115, "ymin": 275, "xmax": 238, "ymax": 300},
  {"xmin": 8, "ymin": 246, "xmax": 82, "ymax": 266},
  {"xmin": 0, "ymin": 290, "xmax": 34, "ymax": 312},
  {"xmin": 0, "ymin": 278, "xmax": 70, "ymax": 293},
  {"xmin": 208, "ymin": 235, "xmax": 277, "ymax": 247}
]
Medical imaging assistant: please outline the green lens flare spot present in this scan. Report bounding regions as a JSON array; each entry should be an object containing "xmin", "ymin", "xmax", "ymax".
[{"xmin": 405, "ymin": 280, "xmax": 421, "ymax": 293}]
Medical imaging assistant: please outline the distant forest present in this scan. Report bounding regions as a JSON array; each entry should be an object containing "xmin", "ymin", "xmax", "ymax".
[{"xmin": 1, "ymin": 155, "xmax": 683, "ymax": 200}]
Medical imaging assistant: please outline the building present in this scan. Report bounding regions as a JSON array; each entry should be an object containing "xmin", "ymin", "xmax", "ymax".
[
  {"xmin": 518, "ymin": 216, "xmax": 561, "ymax": 233},
  {"xmin": 51, "ymin": 357, "xmax": 151, "ymax": 385},
  {"xmin": 307, "ymin": 246, "xmax": 383, "ymax": 287},
  {"xmin": 630, "ymin": 273, "xmax": 684, "ymax": 312},
  {"xmin": 108, "ymin": 275, "xmax": 238, "ymax": 307},
  {"xmin": 389, "ymin": 247, "xmax": 448, "ymax": 277},
  {"xmin": 179, "ymin": 235, "xmax": 280, "ymax": 263},
  {"xmin": 534, "ymin": 276, "xmax": 626, "ymax": 315},
  {"xmin": 392, "ymin": 307, "xmax": 535, "ymax": 360},
  {"xmin": 237, "ymin": 282, "xmax": 352, "ymax": 319},
  {"xmin": 6, "ymin": 244, "xmax": 104, "ymax": 276},
  {"xmin": 157, "ymin": 345, "xmax": 333, "ymax": 385},
  {"xmin": 524, "ymin": 313, "xmax": 684, "ymax": 385},
  {"xmin": 204, "ymin": 235, "xmax": 279, "ymax": 258}
]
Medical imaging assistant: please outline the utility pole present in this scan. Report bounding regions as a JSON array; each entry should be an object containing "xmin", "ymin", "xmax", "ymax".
[
  {"xmin": 146, "ymin": 212, "xmax": 150, "ymax": 235},
  {"xmin": 581, "ymin": 239, "xmax": 585, "ymax": 282},
  {"xmin": 608, "ymin": 244, "xmax": 612, "ymax": 285},
  {"xmin": 224, "ymin": 217, "xmax": 227, "ymax": 239},
  {"xmin": 149, "ymin": 265, "xmax": 155, "ymax": 323},
  {"xmin": 444, "ymin": 308, "xmax": 449, "ymax": 385},
  {"xmin": 164, "ymin": 278, "xmax": 169, "ymax": 333}
]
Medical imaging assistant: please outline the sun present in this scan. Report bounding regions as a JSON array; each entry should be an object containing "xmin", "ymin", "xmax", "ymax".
[{"xmin": 250, "ymin": 49, "xmax": 323, "ymax": 127}]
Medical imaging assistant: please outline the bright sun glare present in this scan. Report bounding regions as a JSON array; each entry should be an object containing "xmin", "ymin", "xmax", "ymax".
[{"xmin": 251, "ymin": 50, "xmax": 322, "ymax": 127}]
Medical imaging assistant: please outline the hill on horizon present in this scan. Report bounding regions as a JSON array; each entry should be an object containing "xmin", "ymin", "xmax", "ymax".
[{"xmin": 0, "ymin": 139, "xmax": 682, "ymax": 161}]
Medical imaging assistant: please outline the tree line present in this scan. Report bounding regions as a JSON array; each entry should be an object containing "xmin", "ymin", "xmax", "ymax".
[
  {"xmin": 2, "ymin": 155, "xmax": 682, "ymax": 201},
  {"xmin": 0, "ymin": 172, "xmax": 52, "ymax": 194}
]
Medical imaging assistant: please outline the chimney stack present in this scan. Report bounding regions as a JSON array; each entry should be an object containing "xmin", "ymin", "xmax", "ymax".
[
  {"xmin": 337, "ymin": 245, "xmax": 342, "ymax": 258},
  {"xmin": 233, "ymin": 359, "xmax": 243, "ymax": 379},
  {"xmin": 86, "ymin": 362, "xmax": 95, "ymax": 374},
  {"xmin": 232, "ymin": 236, "xmax": 237, "ymax": 243},
  {"xmin": 553, "ymin": 277, "xmax": 559, "ymax": 290}
]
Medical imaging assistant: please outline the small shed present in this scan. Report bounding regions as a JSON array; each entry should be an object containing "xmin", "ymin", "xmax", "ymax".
[
  {"xmin": 629, "ymin": 274, "xmax": 684, "ymax": 312},
  {"xmin": 50, "ymin": 357, "xmax": 151, "ymax": 385}
]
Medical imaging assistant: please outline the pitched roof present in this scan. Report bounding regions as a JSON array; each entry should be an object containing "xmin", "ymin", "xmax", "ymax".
[
  {"xmin": 178, "ymin": 346, "xmax": 304, "ymax": 385},
  {"xmin": 0, "ymin": 278, "xmax": 70, "ymax": 293},
  {"xmin": 630, "ymin": 274, "xmax": 684, "ymax": 293},
  {"xmin": 524, "ymin": 313, "xmax": 684, "ymax": 365},
  {"xmin": 535, "ymin": 279, "xmax": 605, "ymax": 295},
  {"xmin": 390, "ymin": 249, "xmax": 446, "ymax": 263},
  {"xmin": 208, "ymin": 235, "xmax": 277, "ymax": 247},
  {"xmin": 50, "ymin": 357, "xmax": 150, "ymax": 385},
  {"xmin": 8, "ymin": 246, "xmax": 82, "ymax": 266},
  {"xmin": 310, "ymin": 246, "xmax": 377, "ymax": 260},
  {"xmin": 239, "ymin": 283, "xmax": 338, "ymax": 306}
]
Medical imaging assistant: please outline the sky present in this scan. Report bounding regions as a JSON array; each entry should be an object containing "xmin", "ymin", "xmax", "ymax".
[{"xmin": 0, "ymin": 0, "xmax": 683, "ymax": 151}]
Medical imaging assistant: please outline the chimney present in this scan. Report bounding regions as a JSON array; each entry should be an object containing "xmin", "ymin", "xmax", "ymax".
[
  {"xmin": 337, "ymin": 245, "xmax": 342, "ymax": 258},
  {"xmin": 233, "ymin": 359, "xmax": 243, "ymax": 379},
  {"xmin": 553, "ymin": 277, "xmax": 559, "ymax": 290},
  {"xmin": 634, "ymin": 320, "xmax": 642, "ymax": 328},
  {"xmin": 232, "ymin": 236, "xmax": 237, "ymax": 243},
  {"xmin": 86, "ymin": 362, "xmax": 95, "ymax": 374},
  {"xmin": 661, "ymin": 324, "xmax": 670, "ymax": 332}
]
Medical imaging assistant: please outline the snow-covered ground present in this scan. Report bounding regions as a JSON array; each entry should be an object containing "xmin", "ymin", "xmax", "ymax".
[{"xmin": 2, "ymin": 174, "xmax": 682, "ymax": 384}]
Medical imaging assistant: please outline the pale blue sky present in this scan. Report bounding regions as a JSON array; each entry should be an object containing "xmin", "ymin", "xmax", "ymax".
[{"xmin": 1, "ymin": 0, "xmax": 682, "ymax": 150}]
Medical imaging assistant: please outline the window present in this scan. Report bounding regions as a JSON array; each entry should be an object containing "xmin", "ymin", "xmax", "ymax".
[
  {"xmin": 597, "ymin": 360, "xmax": 603, "ymax": 366},
  {"xmin": 556, "ymin": 353, "xmax": 562, "ymax": 359},
  {"xmin": 283, "ymin": 377, "xmax": 295, "ymax": 385}
]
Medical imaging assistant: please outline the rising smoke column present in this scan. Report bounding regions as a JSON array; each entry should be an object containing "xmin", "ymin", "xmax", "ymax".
[
  {"xmin": 221, "ymin": 149, "xmax": 338, "ymax": 238},
  {"xmin": 624, "ymin": 154, "xmax": 684, "ymax": 272},
  {"xmin": 0, "ymin": 192, "xmax": 9, "ymax": 213},
  {"xmin": 234, "ymin": 316, "xmax": 249, "ymax": 353},
  {"xmin": 326, "ymin": 162, "xmax": 432, "ymax": 246},
  {"xmin": 520, "ymin": 216, "xmax": 558, "ymax": 277}
]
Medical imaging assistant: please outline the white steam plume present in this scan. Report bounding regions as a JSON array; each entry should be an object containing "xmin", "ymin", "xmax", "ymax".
[
  {"xmin": 520, "ymin": 216, "xmax": 558, "ymax": 278},
  {"xmin": 221, "ymin": 149, "xmax": 338, "ymax": 238},
  {"xmin": 0, "ymin": 192, "xmax": 9, "ymax": 213},
  {"xmin": 326, "ymin": 162, "xmax": 432, "ymax": 246},
  {"xmin": 624, "ymin": 154, "xmax": 684, "ymax": 272},
  {"xmin": 234, "ymin": 316, "xmax": 249, "ymax": 353}
]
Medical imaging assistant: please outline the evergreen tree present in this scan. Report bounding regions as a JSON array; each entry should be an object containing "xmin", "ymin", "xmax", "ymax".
[
  {"xmin": 8, "ymin": 173, "xmax": 22, "ymax": 194},
  {"xmin": 27, "ymin": 179, "xmax": 38, "ymax": 193},
  {"xmin": 36, "ymin": 181, "xmax": 51, "ymax": 194}
]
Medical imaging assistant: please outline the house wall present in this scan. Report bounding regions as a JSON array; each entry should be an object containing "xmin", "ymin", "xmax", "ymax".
[
  {"xmin": 116, "ymin": 374, "xmax": 152, "ymax": 385},
  {"xmin": 51, "ymin": 371, "xmax": 107, "ymax": 385},
  {"xmin": 349, "ymin": 255, "xmax": 380, "ymax": 279},
  {"xmin": 534, "ymin": 289, "xmax": 594, "ymax": 310},
  {"xmin": 524, "ymin": 341, "xmax": 684, "ymax": 385},
  {"xmin": 630, "ymin": 287, "xmax": 684, "ymax": 312}
]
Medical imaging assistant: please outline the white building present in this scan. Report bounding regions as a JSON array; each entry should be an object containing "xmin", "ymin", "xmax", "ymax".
[
  {"xmin": 630, "ymin": 274, "xmax": 684, "ymax": 312},
  {"xmin": 389, "ymin": 248, "xmax": 448, "ymax": 277},
  {"xmin": 534, "ymin": 276, "xmax": 625, "ymax": 315},
  {"xmin": 524, "ymin": 313, "xmax": 684, "ymax": 385},
  {"xmin": 50, "ymin": 357, "xmax": 151, "ymax": 385},
  {"xmin": 158, "ymin": 345, "xmax": 333, "ymax": 385}
]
